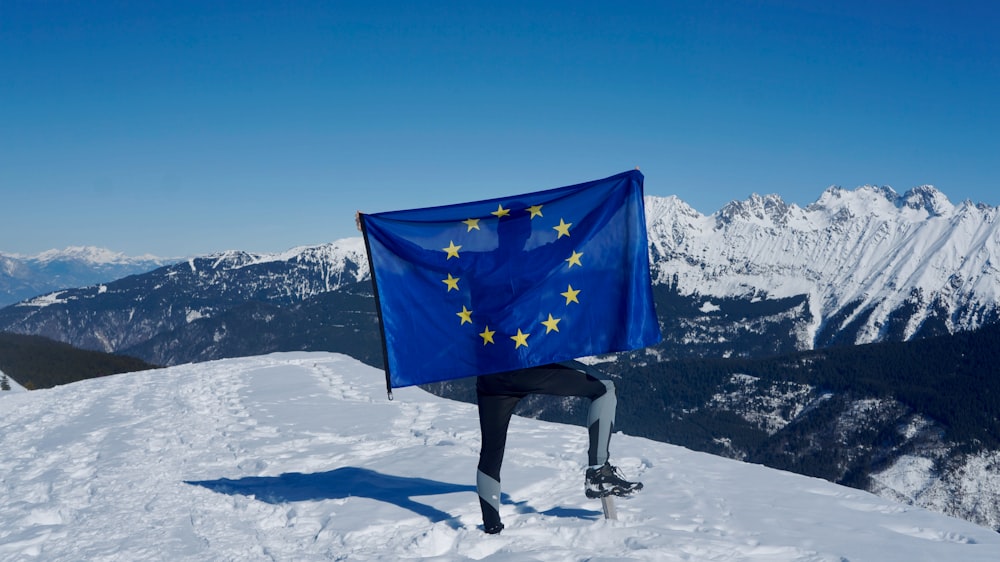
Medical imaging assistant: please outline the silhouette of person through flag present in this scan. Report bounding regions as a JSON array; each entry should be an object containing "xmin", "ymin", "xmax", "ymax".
[{"xmin": 359, "ymin": 169, "xmax": 661, "ymax": 393}]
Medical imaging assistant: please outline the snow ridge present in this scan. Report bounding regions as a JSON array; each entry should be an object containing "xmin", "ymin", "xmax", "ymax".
[{"xmin": 30, "ymin": 246, "xmax": 172, "ymax": 265}]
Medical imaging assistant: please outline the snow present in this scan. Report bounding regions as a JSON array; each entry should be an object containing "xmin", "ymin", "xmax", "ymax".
[
  {"xmin": 18, "ymin": 291, "xmax": 71, "ymax": 308},
  {"xmin": 247, "ymin": 237, "xmax": 368, "ymax": 266},
  {"xmin": 28, "ymin": 246, "xmax": 172, "ymax": 265},
  {"xmin": 0, "ymin": 368, "xmax": 26, "ymax": 393},
  {"xmin": 2, "ymin": 352, "xmax": 999, "ymax": 561},
  {"xmin": 33, "ymin": 246, "xmax": 130, "ymax": 264},
  {"xmin": 643, "ymin": 186, "xmax": 1000, "ymax": 345},
  {"xmin": 871, "ymin": 450, "xmax": 1000, "ymax": 532},
  {"xmin": 709, "ymin": 375, "xmax": 814, "ymax": 435},
  {"xmin": 698, "ymin": 301, "xmax": 721, "ymax": 313},
  {"xmin": 870, "ymin": 455, "xmax": 937, "ymax": 503}
]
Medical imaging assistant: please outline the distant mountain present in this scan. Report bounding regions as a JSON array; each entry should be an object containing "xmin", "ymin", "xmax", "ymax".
[
  {"xmin": 0, "ymin": 246, "xmax": 177, "ymax": 307},
  {"xmin": 0, "ymin": 239, "xmax": 370, "ymax": 357},
  {"xmin": 122, "ymin": 282, "xmax": 383, "ymax": 369}
]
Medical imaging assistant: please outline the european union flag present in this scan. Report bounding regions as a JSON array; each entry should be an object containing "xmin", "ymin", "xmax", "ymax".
[{"xmin": 360, "ymin": 170, "xmax": 661, "ymax": 391}]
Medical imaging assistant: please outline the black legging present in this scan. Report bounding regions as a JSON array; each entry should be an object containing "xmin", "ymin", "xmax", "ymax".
[{"xmin": 475, "ymin": 360, "xmax": 616, "ymax": 531}]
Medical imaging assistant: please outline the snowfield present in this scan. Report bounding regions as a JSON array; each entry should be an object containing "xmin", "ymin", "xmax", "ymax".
[{"xmin": 1, "ymin": 353, "xmax": 998, "ymax": 561}]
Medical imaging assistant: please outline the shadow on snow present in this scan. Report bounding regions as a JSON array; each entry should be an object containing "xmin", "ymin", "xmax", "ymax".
[{"xmin": 186, "ymin": 466, "xmax": 601, "ymax": 528}]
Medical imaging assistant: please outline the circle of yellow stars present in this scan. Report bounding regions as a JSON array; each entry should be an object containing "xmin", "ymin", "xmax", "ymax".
[{"xmin": 438, "ymin": 203, "xmax": 585, "ymax": 351}]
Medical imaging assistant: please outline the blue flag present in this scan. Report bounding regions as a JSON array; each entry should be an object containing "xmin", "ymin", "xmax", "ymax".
[{"xmin": 360, "ymin": 170, "xmax": 661, "ymax": 390}]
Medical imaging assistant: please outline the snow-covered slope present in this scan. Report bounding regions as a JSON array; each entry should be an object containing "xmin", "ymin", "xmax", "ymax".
[
  {"xmin": 645, "ymin": 186, "xmax": 1000, "ymax": 346},
  {"xmin": 1, "ymin": 353, "xmax": 998, "ymax": 561}
]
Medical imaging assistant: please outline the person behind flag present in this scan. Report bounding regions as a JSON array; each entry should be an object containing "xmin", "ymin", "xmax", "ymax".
[
  {"xmin": 471, "ymin": 204, "xmax": 641, "ymax": 534},
  {"xmin": 475, "ymin": 360, "xmax": 643, "ymax": 534},
  {"xmin": 357, "ymin": 170, "xmax": 659, "ymax": 534}
]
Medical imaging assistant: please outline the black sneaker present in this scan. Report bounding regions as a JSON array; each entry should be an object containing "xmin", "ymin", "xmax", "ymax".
[{"xmin": 585, "ymin": 462, "xmax": 643, "ymax": 498}]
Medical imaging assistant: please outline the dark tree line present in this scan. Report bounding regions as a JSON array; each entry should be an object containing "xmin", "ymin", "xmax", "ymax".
[
  {"xmin": 615, "ymin": 320, "xmax": 1000, "ymax": 456},
  {"xmin": 0, "ymin": 332, "xmax": 159, "ymax": 390}
]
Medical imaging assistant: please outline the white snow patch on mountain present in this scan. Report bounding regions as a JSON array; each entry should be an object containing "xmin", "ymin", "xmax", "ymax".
[
  {"xmin": 30, "ymin": 246, "xmax": 163, "ymax": 265},
  {"xmin": 643, "ymin": 185, "xmax": 1000, "ymax": 345},
  {"xmin": 19, "ymin": 291, "xmax": 71, "ymax": 308},
  {"xmin": 1, "ymin": 352, "xmax": 998, "ymax": 561},
  {"xmin": 870, "ymin": 455, "xmax": 938, "ymax": 503},
  {"xmin": 699, "ymin": 301, "xmax": 721, "ymax": 313},
  {"xmin": 0, "ymin": 368, "xmax": 26, "ymax": 392}
]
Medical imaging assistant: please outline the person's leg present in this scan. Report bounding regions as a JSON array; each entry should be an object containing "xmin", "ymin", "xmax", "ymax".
[
  {"xmin": 573, "ymin": 364, "xmax": 617, "ymax": 467},
  {"xmin": 517, "ymin": 361, "xmax": 616, "ymax": 467},
  {"xmin": 521, "ymin": 362, "xmax": 641, "ymax": 497},
  {"xmin": 475, "ymin": 386, "xmax": 521, "ymax": 534},
  {"xmin": 474, "ymin": 363, "xmax": 637, "ymax": 530}
]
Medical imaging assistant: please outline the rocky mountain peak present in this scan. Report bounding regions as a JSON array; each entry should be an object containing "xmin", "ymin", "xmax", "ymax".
[
  {"xmin": 901, "ymin": 185, "xmax": 952, "ymax": 217},
  {"xmin": 717, "ymin": 193, "xmax": 792, "ymax": 226},
  {"xmin": 808, "ymin": 184, "xmax": 899, "ymax": 217}
]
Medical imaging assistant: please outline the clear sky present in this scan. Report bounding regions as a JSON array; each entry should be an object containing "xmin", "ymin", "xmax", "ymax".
[{"xmin": 3, "ymin": 0, "xmax": 998, "ymax": 257}]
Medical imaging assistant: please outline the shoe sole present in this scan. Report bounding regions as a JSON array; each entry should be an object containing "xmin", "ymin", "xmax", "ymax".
[{"xmin": 585, "ymin": 484, "xmax": 643, "ymax": 499}]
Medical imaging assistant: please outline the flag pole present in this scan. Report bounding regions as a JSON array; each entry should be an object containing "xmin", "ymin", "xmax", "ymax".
[
  {"xmin": 601, "ymin": 496, "xmax": 617, "ymax": 520},
  {"xmin": 357, "ymin": 210, "xmax": 394, "ymax": 400}
]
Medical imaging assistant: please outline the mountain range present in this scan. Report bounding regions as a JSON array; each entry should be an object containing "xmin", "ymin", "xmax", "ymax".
[
  {"xmin": 645, "ymin": 184, "xmax": 1000, "ymax": 353},
  {"xmin": 0, "ymin": 246, "xmax": 177, "ymax": 307},
  {"xmin": 5, "ymin": 184, "xmax": 996, "ymax": 363},
  {"xmin": 2, "ymin": 183, "xmax": 999, "ymax": 531}
]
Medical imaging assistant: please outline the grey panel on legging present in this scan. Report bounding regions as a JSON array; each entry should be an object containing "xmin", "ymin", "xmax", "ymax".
[
  {"xmin": 560, "ymin": 360, "xmax": 617, "ymax": 466},
  {"xmin": 587, "ymin": 378, "xmax": 616, "ymax": 466},
  {"xmin": 477, "ymin": 469, "xmax": 503, "ymax": 530}
]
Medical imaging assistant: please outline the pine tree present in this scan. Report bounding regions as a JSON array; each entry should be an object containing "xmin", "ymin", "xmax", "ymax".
[{"xmin": 1, "ymin": 373, "xmax": 10, "ymax": 391}]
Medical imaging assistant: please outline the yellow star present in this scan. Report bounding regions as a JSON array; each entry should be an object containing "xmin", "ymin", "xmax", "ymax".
[
  {"xmin": 457, "ymin": 305, "xmax": 473, "ymax": 325},
  {"xmin": 541, "ymin": 314, "xmax": 561, "ymax": 333},
  {"xmin": 561, "ymin": 284, "xmax": 580, "ymax": 304},
  {"xmin": 510, "ymin": 328, "xmax": 530, "ymax": 348},
  {"xmin": 442, "ymin": 273, "xmax": 460, "ymax": 292},
  {"xmin": 527, "ymin": 205, "xmax": 544, "ymax": 219},
  {"xmin": 479, "ymin": 326, "xmax": 496, "ymax": 345},
  {"xmin": 491, "ymin": 204, "xmax": 510, "ymax": 218},
  {"xmin": 462, "ymin": 218, "xmax": 481, "ymax": 231},
  {"xmin": 565, "ymin": 250, "xmax": 583, "ymax": 268},
  {"xmin": 443, "ymin": 240, "xmax": 461, "ymax": 259},
  {"xmin": 553, "ymin": 218, "xmax": 572, "ymax": 238}
]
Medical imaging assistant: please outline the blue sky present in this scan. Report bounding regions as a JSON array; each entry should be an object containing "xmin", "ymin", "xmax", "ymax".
[{"xmin": 3, "ymin": 0, "xmax": 998, "ymax": 257}]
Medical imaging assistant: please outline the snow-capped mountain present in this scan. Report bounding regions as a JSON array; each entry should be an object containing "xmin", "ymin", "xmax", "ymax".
[
  {"xmin": 0, "ymin": 246, "xmax": 177, "ymax": 307},
  {"xmin": 0, "ymin": 239, "xmax": 369, "ymax": 354},
  {"xmin": 645, "ymin": 185, "xmax": 1000, "ymax": 352},
  {"xmin": 2, "ymin": 352, "xmax": 998, "ymax": 561}
]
